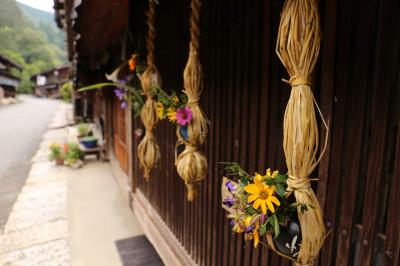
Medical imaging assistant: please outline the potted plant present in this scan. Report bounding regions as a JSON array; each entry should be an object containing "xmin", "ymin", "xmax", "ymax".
[
  {"xmin": 77, "ymin": 123, "xmax": 91, "ymax": 139},
  {"xmin": 80, "ymin": 136, "xmax": 98, "ymax": 148},
  {"xmin": 64, "ymin": 142, "xmax": 83, "ymax": 168},
  {"xmin": 48, "ymin": 143, "xmax": 64, "ymax": 165}
]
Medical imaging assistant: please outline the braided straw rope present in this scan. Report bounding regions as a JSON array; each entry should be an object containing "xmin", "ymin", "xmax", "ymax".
[
  {"xmin": 176, "ymin": 0, "xmax": 208, "ymax": 201},
  {"xmin": 273, "ymin": 0, "xmax": 328, "ymax": 265},
  {"xmin": 138, "ymin": 0, "xmax": 161, "ymax": 179}
]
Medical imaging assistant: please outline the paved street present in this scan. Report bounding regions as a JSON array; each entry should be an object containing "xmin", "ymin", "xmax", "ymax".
[
  {"xmin": 0, "ymin": 103, "xmax": 71, "ymax": 266},
  {"xmin": 0, "ymin": 96, "xmax": 60, "ymax": 231},
  {"xmin": 0, "ymin": 102, "xmax": 143, "ymax": 266},
  {"xmin": 0, "ymin": 95, "xmax": 60, "ymax": 180}
]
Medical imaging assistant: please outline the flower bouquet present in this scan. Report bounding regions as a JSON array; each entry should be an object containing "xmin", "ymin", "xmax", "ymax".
[
  {"xmin": 155, "ymin": 89, "xmax": 192, "ymax": 141},
  {"xmin": 77, "ymin": 54, "xmax": 145, "ymax": 117},
  {"xmin": 221, "ymin": 162, "xmax": 310, "ymax": 260}
]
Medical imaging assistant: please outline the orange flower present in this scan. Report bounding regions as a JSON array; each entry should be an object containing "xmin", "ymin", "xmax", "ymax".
[
  {"xmin": 63, "ymin": 143, "xmax": 69, "ymax": 153},
  {"xmin": 128, "ymin": 55, "xmax": 137, "ymax": 72}
]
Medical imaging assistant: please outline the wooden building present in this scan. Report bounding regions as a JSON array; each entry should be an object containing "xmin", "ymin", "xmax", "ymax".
[
  {"xmin": 55, "ymin": 0, "xmax": 400, "ymax": 265},
  {"xmin": 31, "ymin": 64, "xmax": 70, "ymax": 98},
  {"xmin": 0, "ymin": 54, "xmax": 22, "ymax": 99}
]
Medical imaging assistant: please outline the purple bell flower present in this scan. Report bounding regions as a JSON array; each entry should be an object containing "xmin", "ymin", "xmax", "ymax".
[
  {"xmin": 114, "ymin": 88, "xmax": 125, "ymax": 100},
  {"xmin": 223, "ymin": 197, "xmax": 235, "ymax": 208},
  {"xmin": 225, "ymin": 181, "xmax": 236, "ymax": 192},
  {"xmin": 260, "ymin": 213, "xmax": 266, "ymax": 224},
  {"xmin": 117, "ymin": 79, "xmax": 126, "ymax": 86},
  {"xmin": 121, "ymin": 101, "xmax": 127, "ymax": 109},
  {"xmin": 246, "ymin": 225, "xmax": 255, "ymax": 232}
]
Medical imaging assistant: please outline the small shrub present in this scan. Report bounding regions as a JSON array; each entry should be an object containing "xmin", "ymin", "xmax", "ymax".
[
  {"xmin": 48, "ymin": 142, "xmax": 64, "ymax": 161},
  {"xmin": 64, "ymin": 142, "xmax": 82, "ymax": 165},
  {"xmin": 77, "ymin": 123, "xmax": 91, "ymax": 138},
  {"xmin": 60, "ymin": 81, "xmax": 73, "ymax": 102}
]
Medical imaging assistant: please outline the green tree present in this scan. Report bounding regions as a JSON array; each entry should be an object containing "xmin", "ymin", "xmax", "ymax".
[
  {"xmin": 0, "ymin": 0, "xmax": 27, "ymax": 28},
  {"xmin": 0, "ymin": 0, "xmax": 67, "ymax": 94}
]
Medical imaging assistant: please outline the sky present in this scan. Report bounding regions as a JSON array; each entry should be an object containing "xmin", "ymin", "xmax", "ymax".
[{"xmin": 16, "ymin": 0, "xmax": 54, "ymax": 13}]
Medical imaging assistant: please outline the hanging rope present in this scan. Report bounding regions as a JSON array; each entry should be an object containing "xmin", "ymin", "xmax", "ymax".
[
  {"xmin": 138, "ymin": 0, "xmax": 161, "ymax": 179},
  {"xmin": 272, "ymin": 0, "xmax": 328, "ymax": 265},
  {"xmin": 176, "ymin": 0, "xmax": 208, "ymax": 201}
]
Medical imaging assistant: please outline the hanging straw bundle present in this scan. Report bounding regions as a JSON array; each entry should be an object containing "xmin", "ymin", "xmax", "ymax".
[
  {"xmin": 176, "ymin": 0, "xmax": 208, "ymax": 201},
  {"xmin": 137, "ymin": 0, "xmax": 161, "ymax": 179},
  {"xmin": 271, "ymin": 0, "xmax": 328, "ymax": 265}
]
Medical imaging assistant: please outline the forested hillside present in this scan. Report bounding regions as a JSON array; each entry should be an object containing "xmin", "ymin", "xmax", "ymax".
[
  {"xmin": 18, "ymin": 2, "xmax": 65, "ymax": 50},
  {"xmin": 0, "ymin": 0, "xmax": 66, "ymax": 93}
]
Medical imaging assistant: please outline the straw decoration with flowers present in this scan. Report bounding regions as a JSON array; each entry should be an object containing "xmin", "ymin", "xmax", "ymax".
[
  {"xmin": 137, "ymin": 0, "xmax": 162, "ymax": 180},
  {"xmin": 275, "ymin": 0, "xmax": 329, "ymax": 265},
  {"xmin": 221, "ymin": 0, "xmax": 329, "ymax": 263},
  {"xmin": 175, "ymin": 0, "xmax": 208, "ymax": 201}
]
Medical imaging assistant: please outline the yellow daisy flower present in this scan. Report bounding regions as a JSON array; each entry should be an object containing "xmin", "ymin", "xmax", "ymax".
[
  {"xmin": 234, "ymin": 225, "xmax": 244, "ymax": 233},
  {"xmin": 167, "ymin": 107, "xmax": 177, "ymax": 122},
  {"xmin": 253, "ymin": 223, "xmax": 260, "ymax": 247},
  {"xmin": 245, "ymin": 175, "xmax": 280, "ymax": 214},
  {"xmin": 265, "ymin": 168, "xmax": 279, "ymax": 178},
  {"xmin": 244, "ymin": 216, "xmax": 260, "ymax": 248},
  {"xmin": 156, "ymin": 102, "xmax": 165, "ymax": 119}
]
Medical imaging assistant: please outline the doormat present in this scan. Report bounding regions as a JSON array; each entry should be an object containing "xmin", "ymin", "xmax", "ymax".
[{"xmin": 115, "ymin": 235, "xmax": 164, "ymax": 266}]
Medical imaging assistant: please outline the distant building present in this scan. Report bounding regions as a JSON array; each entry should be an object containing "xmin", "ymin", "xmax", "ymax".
[
  {"xmin": 31, "ymin": 65, "xmax": 70, "ymax": 98},
  {"xmin": 0, "ymin": 55, "xmax": 22, "ymax": 100}
]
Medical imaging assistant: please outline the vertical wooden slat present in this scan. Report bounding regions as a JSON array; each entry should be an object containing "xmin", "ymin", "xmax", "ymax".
[
  {"xmin": 334, "ymin": 0, "xmax": 379, "ymax": 265},
  {"xmin": 221, "ymin": 0, "xmax": 236, "ymax": 264},
  {"xmin": 247, "ymin": 1, "xmax": 262, "ymax": 265},
  {"xmin": 211, "ymin": 3, "xmax": 223, "ymax": 263},
  {"xmin": 259, "ymin": 0, "xmax": 272, "ymax": 265},
  {"xmin": 207, "ymin": 0, "xmax": 219, "ymax": 264},
  {"xmin": 384, "ymin": 98, "xmax": 400, "ymax": 266},
  {"xmin": 204, "ymin": 0, "xmax": 215, "ymax": 264},
  {"xmin": 315, "ymin": 0, "xmax": 337, "ymax": 215},
  {"xmin": 358, "ymin": 0, "xmax": 400, "ymax": 263},
  {"xmin": 232, "ymin": 1, "xmax": 245, "ymax": 264},
  {"xmin": 239, "ymin": 0, "xmax": 253, "ymax": 264},
  {"xmin": 319, "ymin": 0, "xmax": 354, "ymax": 263},
  {"xmin": 200, "ymin": 1, "xmax": 212, "ymax": 264}
]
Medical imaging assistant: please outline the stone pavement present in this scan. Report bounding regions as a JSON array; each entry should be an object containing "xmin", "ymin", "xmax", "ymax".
[
  {"xmin": 0, "ymin": 103, "xmax": 73, "ymax": 266},
  {"xmin": 0, "ymin": 102, "xmax": 144, "ymax": 266},
  {"xmin": 0, "ymin": 161, "xmax": 31, "ymax": 233}
]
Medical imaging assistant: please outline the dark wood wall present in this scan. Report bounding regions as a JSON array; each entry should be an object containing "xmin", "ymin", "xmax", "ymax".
[{"xmin": 129, "ymin": 0, "xmax": 400, "ymax": 265}]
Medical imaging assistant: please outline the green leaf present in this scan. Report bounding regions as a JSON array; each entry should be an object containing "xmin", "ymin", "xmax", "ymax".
[
  {"xmin": 275, "ymin": 174, "xmax": 288, "ymax": 184},
  {"xmin": 77, "ymin": 82, "xmax": 122, "ymax": 92},
  {"xmin": 260, "ymin": 223, "xmax": 267, "ymax": 236},
  {"xmin": 273, "ymin": 215, "xmax": 280, "ymax": 237},
  {"xmin": 247, "ymin": 206, "xmax": 258, "ymax": 215},
  {"xmin": 266, "ymin": 216, "xmax": 275, "ymax": 227},
  {"xmin": 276, "ymin": 184, "xmax": 286, "ymax": 197}
]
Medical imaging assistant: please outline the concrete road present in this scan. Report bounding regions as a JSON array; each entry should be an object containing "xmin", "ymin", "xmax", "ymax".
[
  {"xmin": 0, "ymin": 95, "xmax": 60, "ymax": 180},
  {"xmin": 0, "ymin": 95, "xmax": 60, "ymax": 231}
]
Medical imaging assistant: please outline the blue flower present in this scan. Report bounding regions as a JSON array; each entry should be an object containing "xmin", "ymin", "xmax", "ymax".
[
  {"xmin": 121, "ymin": 101, "xmax": 127, "ymax": 109},
  {"xmin": 118, "ymin": 79, "xmax": 126, "ymax": 86},
  {"xmin": 246, "ymin": 225, "xmax": 255, "ymax": 232},
  {"xmin": 223, "ymin": 197, "xmax": 235, "ymax": 207},
  {"xmin": 225, "ymin": 181, "xmax": 236, "ymax": 192},
  {"xmin": 114, "ymin": 88, "xmax": 125, "ymax": 100}
]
